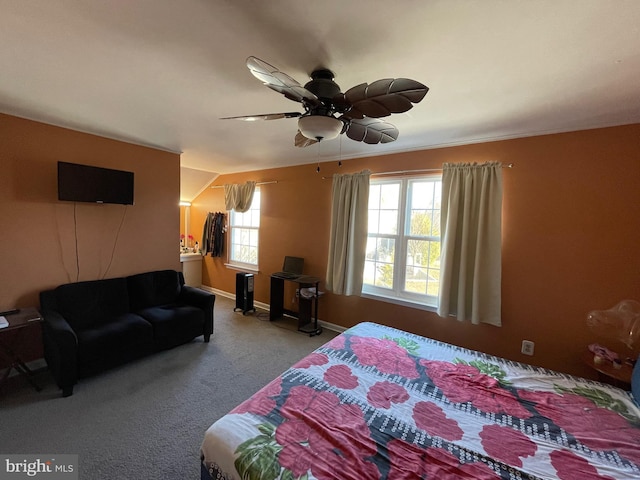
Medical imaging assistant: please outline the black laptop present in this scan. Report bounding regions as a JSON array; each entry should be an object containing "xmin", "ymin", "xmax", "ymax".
[{"xmin": 272, "ymin": 256, "xmax": 304, "ymax": 279}]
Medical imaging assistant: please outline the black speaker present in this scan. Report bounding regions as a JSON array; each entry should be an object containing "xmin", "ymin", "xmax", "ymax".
[{"xmin": 234, "ymin": 272, "xmax": 256, "ymax": 315}]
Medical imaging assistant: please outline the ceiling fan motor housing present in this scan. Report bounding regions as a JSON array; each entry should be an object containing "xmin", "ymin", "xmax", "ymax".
[
  {"xmin": 304, "ymin": 69, "xmax": 342, "ymax": 114},
  {"xmin": 236, "ymin": 56, "xmax": 429, "ymax": 147}
]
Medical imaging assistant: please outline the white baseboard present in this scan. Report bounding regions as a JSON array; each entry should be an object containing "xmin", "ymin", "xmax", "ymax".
[{"xmin": 199, "ymin": 285, "xmax": 346, "ymax": 334}]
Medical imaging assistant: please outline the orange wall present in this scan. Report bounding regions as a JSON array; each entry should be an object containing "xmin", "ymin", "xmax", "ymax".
[
  {"xmin": 192, "ymin": 124, "xmax": 640, "ymax": 379},
  {"xmin": 0, "ymin": 113, "xmax": 181, "ymax": 311}
]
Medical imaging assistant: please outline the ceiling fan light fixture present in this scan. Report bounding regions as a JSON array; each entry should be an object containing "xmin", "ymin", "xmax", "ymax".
[{"xmin": 298, "ymin": 115, "xmax": 343, "ymax": 141}]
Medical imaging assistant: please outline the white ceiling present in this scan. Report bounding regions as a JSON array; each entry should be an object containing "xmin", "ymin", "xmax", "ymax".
[{"xmin": 2, "ymin": 1, "xmax": 640, "ymax": 201}]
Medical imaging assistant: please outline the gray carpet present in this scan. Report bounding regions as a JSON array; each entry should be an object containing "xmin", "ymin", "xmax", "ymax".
[{"xmin": 0, "ymin": 295, "xmax": 337, "ymax": 479}]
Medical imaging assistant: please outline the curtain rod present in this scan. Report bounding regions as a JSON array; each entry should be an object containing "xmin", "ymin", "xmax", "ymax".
[
  {"xmin": 210, "ymin": 180, "xmax": 278, "ymax": 189},
  {"xmin": 321, "ymin": 163, "xmax": 514, "ymax": 180}
]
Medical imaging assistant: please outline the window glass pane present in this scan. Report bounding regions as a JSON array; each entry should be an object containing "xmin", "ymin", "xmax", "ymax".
[
  {"xmin": 409, "ymin": 210, "xmax": 433, "ymax": 236},
  {"xmin": 363, "ymin": 177, "xmax": 441, "ymax": 307},
  {"xmin": 230, "ymin": 189, "xmax": 261, "ymax": 228},
  {"xmin": 411, "ymin": 181, "xmax": 434, "ymax": 209},
  {"xmin": 364, "ymin": 236, "xmax": 395, "ymax": 289},
  {"xmin": 232, "ymin": 228, "xmax": 240, "ymax": 244},
  {"xmin": 373, "ymin": 241, "xmax": 394, "ymax": 287},
  {"xmin": 380, "ymin": 183, "xmax": 399, "ymax": 209},
  {"xmin": 368, "ymin": 183, "xmax": 399, "ymax": 235},
  {"xmin": 229, "ymin": 188, "xmax": 260, "ymax": 266},
  {"xmin": 404, "ymin": 239, "xmax": 440, "ymax": 295},
  {"xmin": 379, "ymin": 210, "xmax": 398, "ymax": 235},
  {"xmin": 433, "ymin": 182, "xmax": 442, "ymax": 209},
  {"xmin": 365, "ymin": 236, "xmax": 378, "ymax": 260},
  {"xmin": 368, "ymin": 184, "xmax": 381, "ymax": 208},
  {"xmin": 368, "ymin": 209, "xmax": 380, "ymax": 233},
  {"xmin": 363, "ymin": 260, "xmax": 376, "ymax": 285},
  {"xmin": 431, "ymin": 211, "xmax": 441, "ymax": 237},
  {"xmin": 427, "ymin": 268, "xmax": 440, "ymax": 297},
  {"xmin": 405, "ymin": 239, "xmax": 429, "ymax": 294}
]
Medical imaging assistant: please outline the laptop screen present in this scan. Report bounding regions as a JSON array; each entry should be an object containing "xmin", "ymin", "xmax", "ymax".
[{"xmin": 282, "ymin": 256, "xmax": 304, "ymax": 275}]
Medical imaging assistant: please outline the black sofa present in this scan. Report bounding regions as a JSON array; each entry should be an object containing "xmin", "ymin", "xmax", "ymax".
[{"xmin": 39, "ymin": 269, "xmax": 215, "ymax": 397}]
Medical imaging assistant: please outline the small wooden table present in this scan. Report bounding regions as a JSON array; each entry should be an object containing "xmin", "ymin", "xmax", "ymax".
[
  {"xmin": 581, "ymin": 350, "xmax": 633, "ymax": 389},
  {"xmin": 0, "ymin": 307, "xmax": 43, "ymax": 392}
]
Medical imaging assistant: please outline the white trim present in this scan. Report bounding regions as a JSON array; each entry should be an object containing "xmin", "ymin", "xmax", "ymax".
[
  {"xmin": 224, "ymin": 263, "xmax": 259, "ymax": 273},
  {"xmin": 361, "ymin": 291, "xmax": 437, "ymax": 313},
  {"xmin": 200, "ymin": 285, "xmax": 346, "ymax": 333}
]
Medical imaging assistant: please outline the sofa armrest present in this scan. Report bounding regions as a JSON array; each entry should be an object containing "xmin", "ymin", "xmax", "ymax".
[
  {"xmin": 40, "ymin": 291, "xmax": 79, "ymax": 395},
  {"xmin": 179, "ymin": 286, "xmax": 215, "ymax": 339}
]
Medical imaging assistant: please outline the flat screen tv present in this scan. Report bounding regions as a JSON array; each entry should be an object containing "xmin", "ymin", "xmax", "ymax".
[{"xmin": 58, "ymin": 161, "xmax": 134, "ymax": 205}]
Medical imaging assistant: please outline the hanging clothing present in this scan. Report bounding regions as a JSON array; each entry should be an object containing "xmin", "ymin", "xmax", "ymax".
[
  {"xmin": 202, "ymin": 212, "xmax": 226, "ymax": 257},
  {"xmin": 212, "ymin": 212, "xmax": 225, "ymax": 257}
]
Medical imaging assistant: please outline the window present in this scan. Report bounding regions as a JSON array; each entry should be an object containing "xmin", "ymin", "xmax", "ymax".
[
  {"xmin": 229, "ymin": 187, "xmax": 260, "ymax": 267},
  {"xmin": 363, "ymin": 177, "xmax": 442, "ymax": 308}
]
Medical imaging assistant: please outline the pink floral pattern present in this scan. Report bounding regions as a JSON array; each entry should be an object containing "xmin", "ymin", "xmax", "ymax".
[
  {"xmin": 479, "ymin": 424, "xmax": 537, "ymax": 467},
  {"xmin": 550, "ymin": 449, "xmax": 616, "ymax": 480},
  {"xmin": 367, "ymin": 381, "xmax": 409, "ymax": 409},
  {"xmin": 421, "ymin": 360, "xmax": 532, "ymax": 418},
  {"xmin": 276, "ymin": 385, "xmax": 379, "ymax": 479},
  {"xmin": 351, "ymin": 336, "xmax": 419, "ymax": 378},
  {"xmin": 324, "ymin": 364, "xmax": 359, "ymax": 389},
  {"xmin": 293, "ymin": 352, "xmax": 328, "ymax": 369},
  {"xmin": 388, "ymin": 440, "xmax": 500, "ymax": 479},
  {"xmin": 204, "ymin": 324, "xmax": 640, "ymax": 480},
  {"xmin": 325, "ymin": 334, "xmax": 345, "ymax": 350},
  {"xmin": 519, "ymin": 389, "xmax": 640, "ymax": 465},
  {"xmin": 412, "ymin": 401, "xmax": 463, "ymax": 441},
  {"xmin": 230, "ymin": 377, "xmax": 281, "ymax": 416}
]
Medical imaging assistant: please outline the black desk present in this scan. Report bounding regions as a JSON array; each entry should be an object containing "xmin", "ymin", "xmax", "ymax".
[{"xmin": 269, "ymin": 275, "xmax": 323, "ymax": 336}]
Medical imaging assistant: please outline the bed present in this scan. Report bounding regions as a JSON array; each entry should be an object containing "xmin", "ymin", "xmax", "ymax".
[{"xmin": 200, "ymin": 322, "xmax": 640, "ymax": 479}]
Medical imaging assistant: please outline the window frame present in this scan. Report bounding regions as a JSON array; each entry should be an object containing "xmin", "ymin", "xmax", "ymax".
[
  {"xmin": 227, "ymin": 187, "xmax": 261, "ymax": 271},
  {"xmin": 362, "ymin": 175, "xmax": 442, "ymax": 311}
]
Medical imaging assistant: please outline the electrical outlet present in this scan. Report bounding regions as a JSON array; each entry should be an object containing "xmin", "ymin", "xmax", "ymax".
[{"xmin": 521, "ymin": 340, "xmax": 535, "ymax": 356}]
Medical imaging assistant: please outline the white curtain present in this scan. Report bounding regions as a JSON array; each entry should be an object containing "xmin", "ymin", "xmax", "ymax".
[
  {"xmin": 326, "ymin": 170, "xmax": 371, "ymax": 296},
  {"xmin": 437, "ymin": 162, "xmax": 503, "ymax": 326},
  {"xmin": 224, "ymin": 181, "xmax": 256, "ymax": 213}
]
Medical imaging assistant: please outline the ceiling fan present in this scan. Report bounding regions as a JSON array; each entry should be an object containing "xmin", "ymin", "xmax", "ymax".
[{"xmin": 222, "ymin": 57, "xmax": 429, "ymax": 148}]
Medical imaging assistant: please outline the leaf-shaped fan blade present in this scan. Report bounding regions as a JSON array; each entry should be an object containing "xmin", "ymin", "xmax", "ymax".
[
  {"xmin": 294, "ymin": 131, "xmax": 318, "ymax": 148},
  {"xmin": 339, "ymin": 78, "xmax": 428, "ymax": 119},
  {"xmin": 246, "ymin": 56, "xmax": 319, "ymax": 106},
  {"xmin": 220, "ymin": 112, "xmax": 301, "ymax": 121},
  {"xmin": 345, "ymin": 118, "xmax": 399, "ymax": 144}
]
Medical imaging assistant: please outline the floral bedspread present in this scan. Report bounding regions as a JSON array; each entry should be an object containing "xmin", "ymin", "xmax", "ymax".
[{"xmin": 200, "ymin": 322, "xmax": 640, "ymax": 480}]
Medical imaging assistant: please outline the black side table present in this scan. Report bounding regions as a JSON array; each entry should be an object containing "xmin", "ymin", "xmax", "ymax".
[{"xmin": 0, "ymin": 307, "xmax": 43, "ymax": 392}]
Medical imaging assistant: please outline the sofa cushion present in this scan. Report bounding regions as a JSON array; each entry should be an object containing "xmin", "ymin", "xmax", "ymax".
[
  {"xmin": 54, "ymin": 278, "xmax": 130, "ymax": 331},
  {"xmin": 136, "ymin": 304, "xmax": 205, "ymax": 348},
  {"xmin": 127, "ymin": 270, "xmax": 182, "ymax": 311},
  {"xmin": 76, "ymin": 313, "xmax": 153, "ymax": 377}
]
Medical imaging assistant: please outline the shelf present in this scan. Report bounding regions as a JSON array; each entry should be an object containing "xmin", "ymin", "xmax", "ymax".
[{"xmin": 581, "ymin": 351, "xmax": 632, "ymax": 388}]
